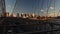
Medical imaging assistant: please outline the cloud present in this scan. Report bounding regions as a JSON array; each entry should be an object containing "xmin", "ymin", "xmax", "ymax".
[
  {"xmin": 40, "ymin": 9, "xmax": 44, "ymax": 12},
  {"xmin": 49, "ymin": 7, "xmax": 54, "ymax": 10}
]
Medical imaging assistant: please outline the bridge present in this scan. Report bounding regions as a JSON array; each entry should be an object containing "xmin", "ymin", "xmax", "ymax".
[{"xmin": 0, "ymin": 0, "xmax": 60, "ymax": 34}]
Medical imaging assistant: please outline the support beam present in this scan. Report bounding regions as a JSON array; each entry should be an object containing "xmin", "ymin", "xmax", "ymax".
[{"xmin": 0, "ymin": 0, "xmax": 6, "ymax": 17}]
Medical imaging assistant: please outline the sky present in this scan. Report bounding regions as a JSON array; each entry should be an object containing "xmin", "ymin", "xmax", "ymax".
[
  {"xmin": 5, "ymin": 0, "xmax": 60, "ymax": 17},
  {"xmin": 5, "ymin": 0, "xmax": 16, "ymax": 14}
]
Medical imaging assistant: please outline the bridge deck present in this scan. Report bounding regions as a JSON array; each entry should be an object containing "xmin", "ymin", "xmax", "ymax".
[{"xmin": 0, "ymin": 17, "xmax": 60, "ymax": 34}]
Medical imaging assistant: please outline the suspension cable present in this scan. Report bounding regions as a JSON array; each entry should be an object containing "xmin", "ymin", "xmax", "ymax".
[
  {"xmin": 57, "ymin": 10, "xmax": 60, "ymax": 16},
  {"xmin": 46, "ymin": 0, "xmax": 52, "ymax": 17},
  {"xmin": 53, "ymin": 0, "xmax": 56, "ymax": 17},
  {"xmin": 12, "ymin": 0, "xmax": 17, "ymax": 14},
  {"xmin": 39, "ymin": 0, "xmax": 44, "ymax": 16},
  {"xmin": 32, "ymin": 0, "xmax": 36, "ymax": 14},
  {"xmin": 37, "ymin": 0, "xmax": 40, "ymax": 16}
]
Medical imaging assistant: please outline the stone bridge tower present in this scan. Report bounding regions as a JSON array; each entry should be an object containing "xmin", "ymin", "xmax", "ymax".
[{"xmin": 0, "ymin": 0, "xmax": 6, "ymax": 17}]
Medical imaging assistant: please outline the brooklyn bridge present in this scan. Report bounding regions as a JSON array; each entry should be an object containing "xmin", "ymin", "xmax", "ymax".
[{"xmin": 0, "ymin": 0, "xmax": 60, "ymax": 34}]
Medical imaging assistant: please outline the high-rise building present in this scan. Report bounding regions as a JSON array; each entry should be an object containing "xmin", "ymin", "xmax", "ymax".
[{"xmin": 0, "ymin": 0, "xmax": 6, "ymax": 17}]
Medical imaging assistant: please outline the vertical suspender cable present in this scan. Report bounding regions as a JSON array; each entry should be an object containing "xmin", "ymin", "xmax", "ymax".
[
  {"xmin": 33, "ymin": 0, "xmax": 36, "ymax": 14},
  {"xmin": 54, "ymin": 0, "xmax": 55, "ymax": 17},
  {"xmin": 12, "ymin": 0, "xmax": 17, "ymax": 14},
  {"xmin": 32, "ymin": 0, "xmax": 36, "ymax": 18},
  {"xmin": 32, "ymin": 0, "xmax": 35, "ymax": 14},
  {"xmin": 40, "ymin": 0, "xmax": 44, "ymax": 16},
  {"xmin": 38, "ymin": 0, "xmax": 40, "ymax": 16},
  {"xmin": 41, "ymin": 0, "xmax": 44, "ymax": 10},
  {"xmin": 57, "ymin": 10, "xmax": 60, "ymax": 16},
  {"xmin": 46, "ymin": 0, "xmax": 52, "ymax": 17}
]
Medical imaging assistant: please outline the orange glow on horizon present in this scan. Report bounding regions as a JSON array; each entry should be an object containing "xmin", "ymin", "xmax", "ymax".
[{"xmin": 13, "ymin": 13, "xmax": 17, "ymax": 17}]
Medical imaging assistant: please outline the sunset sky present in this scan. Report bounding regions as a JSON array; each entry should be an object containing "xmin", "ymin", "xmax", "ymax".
[{"xmin": 5, "ymin": 0, "xmax": 60, "ymax": 17}]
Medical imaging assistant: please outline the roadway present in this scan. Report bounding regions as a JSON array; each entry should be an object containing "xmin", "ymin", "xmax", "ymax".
[{"xmin": 0, "ymin": 17, "xmax": 60, "ymax": 34}]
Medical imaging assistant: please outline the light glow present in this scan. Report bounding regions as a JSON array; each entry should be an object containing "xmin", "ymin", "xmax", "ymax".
[
  {"xmin": 13, "ymin": 13, "xmax": 17, "ymax": 17},
  {"xmin": 32, "ymin": 13, "xmax": 35, "ymax": 17}
]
